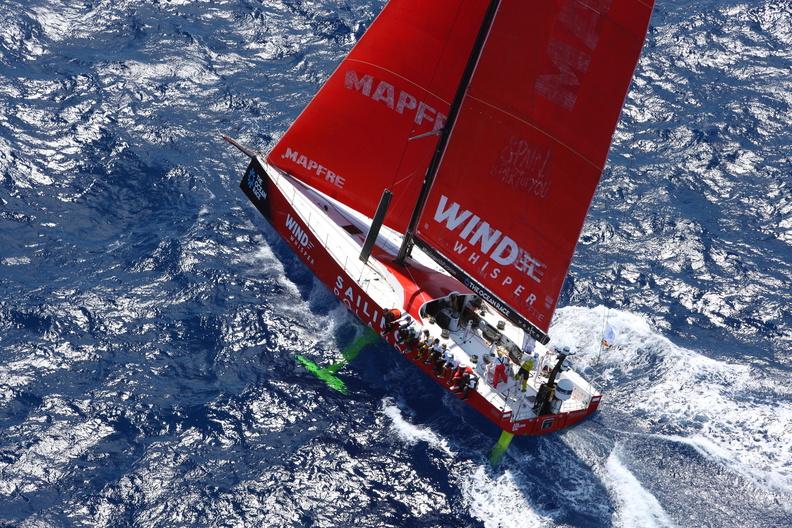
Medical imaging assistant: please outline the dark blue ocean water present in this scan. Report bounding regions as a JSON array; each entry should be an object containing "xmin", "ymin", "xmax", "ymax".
[{"xmin": 0, "ymin": 1, "xmax": 790, "ymax": 526}]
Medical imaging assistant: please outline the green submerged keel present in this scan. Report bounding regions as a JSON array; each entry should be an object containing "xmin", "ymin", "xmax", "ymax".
[
  {"xmin": 489, "ymin": 430, "xmax": 515, "ymax": 465},
  {"xmin": 295, "ymin": 328, "xmax": 381, "ymax": 395}
]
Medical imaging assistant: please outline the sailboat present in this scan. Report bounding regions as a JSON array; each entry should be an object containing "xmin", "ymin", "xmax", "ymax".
[{"xmin": 226, "ymin": 0, "xmax": 654, "ymax": 439}]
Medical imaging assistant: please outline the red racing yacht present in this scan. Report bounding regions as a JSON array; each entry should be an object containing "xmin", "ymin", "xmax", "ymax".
[{"xmin": 226, "ymin": 0, "xmax": 654, "ymax": 445}]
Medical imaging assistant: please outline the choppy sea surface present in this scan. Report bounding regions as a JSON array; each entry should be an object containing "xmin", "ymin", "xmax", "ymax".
[{"xmin": 1, "ymin": 1, "xmax": 790, "ymax": 527}]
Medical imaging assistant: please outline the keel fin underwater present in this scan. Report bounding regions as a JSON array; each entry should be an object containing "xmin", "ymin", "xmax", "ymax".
[
  {"xmin": 295, "ymin": 328, "xmax": 381, "ymax": 395},
  {"xmin": 489, "ymin": 430, "xmax": 514, "ymax": 465}
]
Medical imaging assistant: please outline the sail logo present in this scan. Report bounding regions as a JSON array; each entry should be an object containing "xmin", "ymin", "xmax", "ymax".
[
  {"xmin": 334, "ymin": 275, "xmax": 388, "ymax": 330},
  {"xmin": 246, "ymin": 169, "xmax": 267, "ymax": 202},
  {"xmin": 344, "ymin": 70, "xmax": 446, "ymax": 132},
  {"xmin": 281, "ymin": 148, "xmax": 346, "ymax": 189},
  {"xmin": 285, "ymin": 214, "xmax": 314, "ymax": 252},
  {"xmin": 431, "ymin": 195, "xmax": 550, "ymax": 315},
  {"xmin": 433, "ymin": 195, "xmax": 545, "ymax": 284},
  {"xmin": 535, "ymin": 0, "xmax": 613, "ymax": 111},
  {"xmin": 492, "ymin": 137, "xmax": 552, "ymax": 198}
]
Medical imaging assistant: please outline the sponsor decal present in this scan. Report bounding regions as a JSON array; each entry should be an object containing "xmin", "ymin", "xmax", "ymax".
[
  {"xmin": 492, "ymin": 137, "xmax": 552, "ymax": 198},
  {"xmin": 246, "ymin": 168, "xmax": 267, "ymax": 202},
  {"xmin": 344, "ymin": 70, "xmax": 447, "ymax": 132},
  {"xmin": 432, "ymin": 195, "xmax": 552, "ymax": 321},
  {"xmin": 334, "ymin": 275, "xmax": 387, "ymax": 330},
  {"xmin": 535, "ymin": 0, "xmax": 612, "ymax": 111},
  {"xmin": 285, "ymin": 214, "xmax": 315, "ymax": 265},
  {"xmin": 281, "ymin": 148, "xmax": 346, "ymax": 189}
]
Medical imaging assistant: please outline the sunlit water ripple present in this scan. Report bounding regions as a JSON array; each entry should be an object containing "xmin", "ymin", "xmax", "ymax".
[{"xmin": 0, "ymin": 1, "xmax": 790, "ymax": 527}]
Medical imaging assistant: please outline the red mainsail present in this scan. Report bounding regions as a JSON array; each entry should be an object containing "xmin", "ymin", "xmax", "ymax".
[
  {"xmin": 415, "ymin": 0, "xmax": 654, "ymax": 338},
  {"xmin": 267, "ymin": 0, "xmax": 490, "ymax": 233}
]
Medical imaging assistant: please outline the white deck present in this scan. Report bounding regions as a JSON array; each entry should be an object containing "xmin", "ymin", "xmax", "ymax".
[
  {"xmin": 266, "ymin": 162, "xmax": 404, "ymax": 310},
  {"xmin": 264, "ymin": 160, "xmax": 599, "ymax": 423},
  {"xmin": 423, "ymin": 307, "xmax": 595, "ymax": 422}
]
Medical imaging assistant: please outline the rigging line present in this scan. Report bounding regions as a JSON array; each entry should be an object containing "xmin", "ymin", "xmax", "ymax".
[
  {"xmin": 391, "ymin": 170, "xmax": 418, "ymax": 189},
  {"xmin": 388, "ymin": 125, "xmax": 416, "ymax": 197}
]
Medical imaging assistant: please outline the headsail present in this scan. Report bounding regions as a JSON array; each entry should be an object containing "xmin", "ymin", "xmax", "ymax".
[
  {"xmin": 414, "ymin": 0, "xmax": 655, "ymax": 339},
  {"xmin": 267, "ymin": 0, "xmax": 491, "ymax": 233}
]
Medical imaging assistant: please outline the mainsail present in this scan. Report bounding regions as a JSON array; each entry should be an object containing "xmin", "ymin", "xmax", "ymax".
[
  {"xmin": 413, "ymin": 0, "xmax": 655, "ymax": 340},
  {"xmin": 267, "ymin": 0, "xmax": 490, "ymax": 233}
]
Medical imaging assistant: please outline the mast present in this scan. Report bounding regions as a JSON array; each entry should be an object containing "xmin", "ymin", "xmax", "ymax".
[
  {"xmin": 396, "ymin": 0, "xmax": 501, "ymax": 264},
  {"xmin": 393, "ymin": 0, "xmax": 549, "ymax": 344}
]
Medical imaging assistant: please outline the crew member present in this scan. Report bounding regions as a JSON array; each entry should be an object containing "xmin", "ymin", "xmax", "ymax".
[
  {"xmin": 415, "ymin": 330, "xmax": 431, "ymax": 361},
  {"xmin": 396, "ymin": 316, "xmax": 419, "ymax": 349},
  {"xmin": 395, "ymin": 315, "xmax": 411, "ymax": 343},
  {"xmin": 405, "ymin": 326, "xmax": 420, "ymax": 353},
  {"xmin": 443, "ymin": 349, "xmax": 460, "ymax": 380},
  {"xmin": 540, "ymin": 349, "xmax": 554, "ymax": 376},
  {"xmin": 492, "ymin": 352, "xmax": 509, "ymax": 389},
  {"xmin": 484, "ymin": 356, "xmax": 496, "ymax": 385},
  {"xmin": 451, "ymin": 365, "xmax": 472, "ymax": 393},
  {"xmin": 384, "ymin": 308, "xmax": 402, "ymax": 333},
  {"xmin": 517, "ymin": 352, "xmax": 534, "ymax": 392},
  {"xmin": 426, "ymin": 338, "xmax": 442, "ymax": 366},
  {"xmin": 434, "ymin": 343, "xmax": 450, "ymax": 376},
  {"xmin": 462, "ymin": 372, "xmax": 479, "ymax": 400}
]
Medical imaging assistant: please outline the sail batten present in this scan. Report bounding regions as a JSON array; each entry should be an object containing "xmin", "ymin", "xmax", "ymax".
[{"xmin": 414, "ymin": 0, "xmax": 655, "ymax": 334}]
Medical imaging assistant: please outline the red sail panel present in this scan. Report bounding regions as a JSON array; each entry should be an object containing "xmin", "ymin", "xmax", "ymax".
[
  {"xmin": 416, "ymin": 0, "xmax": 654, "ymax": 334},
  {"xmin": 267, "ymin": 0, "xmax": 490, "ymax": 233}
]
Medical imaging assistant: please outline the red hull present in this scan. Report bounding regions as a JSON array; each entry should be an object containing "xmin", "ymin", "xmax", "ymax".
[{"xmin": 241, "ymin": 160, "xmax": 599, "ymax": 436}]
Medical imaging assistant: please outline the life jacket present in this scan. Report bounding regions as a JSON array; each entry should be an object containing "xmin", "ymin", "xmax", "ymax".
[{"xmin": 520, "ymin": 359, "xmax": 534, "ymax": 373}]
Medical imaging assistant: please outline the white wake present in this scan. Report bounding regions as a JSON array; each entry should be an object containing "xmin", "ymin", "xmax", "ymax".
[
  {"xmin": 605, "ymin": 448, "xmax": 676, "ymax": 528},
  {"xmin": 551, "ymin": 306, "xmax": 792, "ymax": 500}
]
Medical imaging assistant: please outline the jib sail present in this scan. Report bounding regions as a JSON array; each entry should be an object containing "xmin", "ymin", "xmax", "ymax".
[
  {"xmin": 267, "ymin": 0, "xmax": 490, "ymax": 233},
  {"xmin": 414, "ymin": 0, "xmax": 655, "ymax": 340}
]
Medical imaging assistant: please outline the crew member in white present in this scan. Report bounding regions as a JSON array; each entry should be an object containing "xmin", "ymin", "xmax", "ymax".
[{"xmin": 463, "ymin": 319, "xmax": 473, "ymax": 341}]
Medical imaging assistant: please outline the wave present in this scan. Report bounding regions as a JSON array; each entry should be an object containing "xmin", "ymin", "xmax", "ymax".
[
  {"xmin": 381, "ymin": 399, "xmax": 453, "ymax": 455},
  {"xmin": 0, "ymin": 400, "xmax": 113, "ymax": 497},
  {"xmin": 459, "ymin": 465, "xmax": 550, "ymax": 528},
  {"xmin": 382, "ymin": 400, "xmax": 551, "ymax": 527},
  {"xmin": 552, "ymin": 306, "xmax": 792, "ymax": 500}
]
